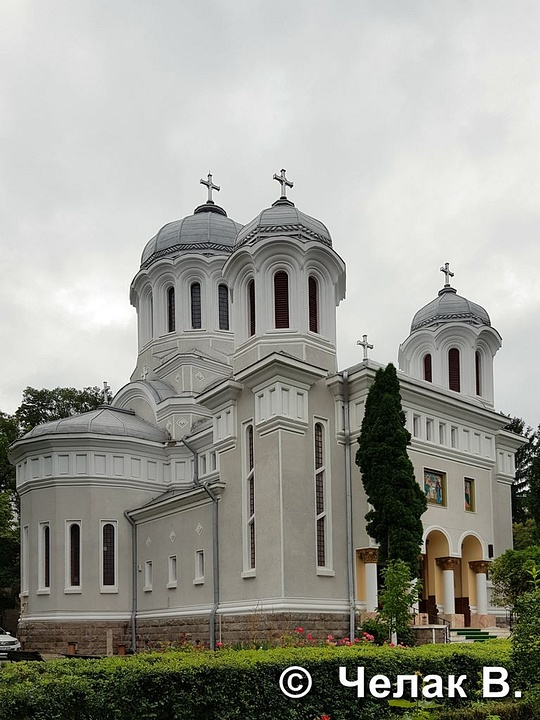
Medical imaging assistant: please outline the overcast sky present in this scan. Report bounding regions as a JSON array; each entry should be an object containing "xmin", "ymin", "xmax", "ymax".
[{"xmin": 1, "ymin": 1, "xmax": 539, "ymax": 428}]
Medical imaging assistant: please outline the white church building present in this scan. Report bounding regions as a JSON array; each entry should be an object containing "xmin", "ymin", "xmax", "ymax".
[{"xmin": 10, "ymin": 171, "xmax": 523, "ymax": 653}]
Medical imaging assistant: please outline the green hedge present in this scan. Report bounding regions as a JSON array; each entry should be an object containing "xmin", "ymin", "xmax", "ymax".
[{"xmin": 0, "ymin": 641, "xmax": 518, "ymax": 720}]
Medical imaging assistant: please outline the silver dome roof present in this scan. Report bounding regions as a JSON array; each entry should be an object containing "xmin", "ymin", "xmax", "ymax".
[
  {"xmin": 23, "ymin": 406, "xmax": 166, "ymax": 443},
  {"xmin": 411, "ymin": 286, "xmax": 491, "ymax": 333},
  {"xmin": 235, "ymin": 198, "xmax": 332, "ymax": 248},
  {"xmin": 141, "ymin": 203, "xmax": 242, "ymax": 269}
]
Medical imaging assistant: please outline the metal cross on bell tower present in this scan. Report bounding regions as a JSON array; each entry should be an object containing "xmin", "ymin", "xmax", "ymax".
[
  {"xmin": 273, "ymin": 168, "xmax": 293, "ymax": 199},
  {"xmin": 357, "ymin": 334, "xmax": 374, "ymax": 361},
  {"xmin": 440, "ymin": 262, "xmax": 454, "ymax": 287},
  {"xmin": 200, "ymin": 172, "xmax": 220, "ymax": 203}
]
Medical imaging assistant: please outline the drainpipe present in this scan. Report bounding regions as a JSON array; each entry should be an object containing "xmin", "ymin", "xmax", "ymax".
[
  {"xmin": 342, "ymin": 370, "xmax": 356, "ymax": 641},
  {"xmin": 124, "ymin": 509, "xmax": 137, "ymax": 653},
  {"xmin": 182, "ymin": 437, "xmax": 219, "ymax": 650}
]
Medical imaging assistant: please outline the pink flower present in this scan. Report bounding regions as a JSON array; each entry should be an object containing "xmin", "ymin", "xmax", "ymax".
[
  {"xmin": 216, "ymin": 642, "xmax": 224, "ymax": 648},
  {"xmin": 307, "ymin": 633, "xmax": 313, "ymax": 641},
  {"xmin": 327, "ymin": 634, "xmax": 333, "ymax": 640},
  {"xmin": 296, "ymin": 627, "xmax": 304, "ymax": 633}
]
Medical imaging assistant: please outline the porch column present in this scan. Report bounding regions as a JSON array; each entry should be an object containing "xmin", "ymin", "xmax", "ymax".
[
  {"xmin": 436, "ymin": 557, "xmax": 460, "ymax": 615},
  {"xmin": 358, "ymin": 548, "xmax": 379, "ymax": 612},
  {"xmin": 470, "ymin": 560, "xmax": 490, "ymax": 615}
]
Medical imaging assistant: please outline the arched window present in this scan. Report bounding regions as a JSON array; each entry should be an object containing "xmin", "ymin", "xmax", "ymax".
[
  {"xmin": 69, "ymin": 523, "xmax": 80, "ymax": 587},
  {"xmin": 475, "ymin": 351, "xmax": 482, "ymax": 396},
  {"xmin": 167, "ymin": 287, "xmax": 175, "ymax": 333},
  {"xmin": 246, "ymin": 425, "xmax": 255, "ymax": 570},
  {"xmin": 423, "ymin": 353, "xmax": 432, "ymax": 382},
  {"xmin": 308, "ymin": 276, "xmax": 319, "ymax": 333},
  {"xmin": 149, "ymin": 292, "xmax": 154, "ymax": 339},
  {"xmin": 314, "ymin": 423, "xmax": 326, "ymax": 568},
  {"xmin": 274, "ymin": 271, "xmax": 289, "ymax": 328},
  {"xmin": 102, "ymin": 523, "xmax": 116, "ymax": 587},
  {"xmin": 191, "ymin": 282, "xmax": 202, "ymax": 329},
  {"xmin": 448, "ymin": 348, "xmax": 461, "ymax": 392},
  {"xmin": 248, "ymin": 279, "xmax": 255, "ymax": 336},
  {"xmin": 218, "ymin": 284, "xmax": 229, "ymax": 330}
]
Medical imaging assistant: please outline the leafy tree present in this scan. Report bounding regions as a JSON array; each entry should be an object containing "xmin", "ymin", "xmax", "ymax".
[
  {"xmin": 15, "ymin": 386, "xmax": 106, "ymax": 435},
  {"xmin": 504, "ymin": 417, "xmax": 539, "ymax": 525},
  {"xmin": 356, "ymin": 363, "xmax": 427, "ymax": 575},
  {"xmin": 513, "ymin": 518, "xmax": 538, "ymax": 550},
  {"xmin": 0, "ymin": 413, "xmax": 19, "ymax": 495},
  {"xmin": 511, "ymin": 565, "xmax": 540, "ymax": 688},
  {"xmin": 490, "ymin": 545, "xmax": 540, "ymax": 607},
  {"xmin": 0, "ymin": 492, "xmax": 19, "ymax": 611},
  {"xmin": 378, "ymin": 559, "xmax": 420, "ymax": 645}
]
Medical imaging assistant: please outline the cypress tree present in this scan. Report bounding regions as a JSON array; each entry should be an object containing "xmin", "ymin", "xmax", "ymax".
[{"xmin": 356, "ymin": 363, "xmax": 427, "ymax": 575}]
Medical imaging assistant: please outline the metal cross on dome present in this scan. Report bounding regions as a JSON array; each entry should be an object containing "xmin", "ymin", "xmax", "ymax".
[
  {"xmin": 273, "ymin": 168, "xmax": 293, "ymax": 199},
  {"xmin": 200, "ymin": 172, "xmax": 220, "ymax": 203},
  {"xmin": 357, "ymin": 334, "xmax": 374, "ymax": 361},
  {"xmin": 440, "ymin": 262, "xmax": 454, "ymax": 287}
]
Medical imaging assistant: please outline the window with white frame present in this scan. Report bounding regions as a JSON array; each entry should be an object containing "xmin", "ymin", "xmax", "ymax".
[
  {"xmin": 167, "ymin": 555, "xmax": 177, "ymax": 588},
  {"xmin": 190, "ymin": 281, "xmax": 202, "ymax": 329},
  {"xmin": 100, "ymin": 520, "xmax": 117, "ymax": 592},
  {"xmin": 167, "ymin": 286, "xmax": 175, "ymax": 333},
  {"xmin": 144, "ymin": 560, "xmax": 153, "ymax": 591},
  {"xmin": 38, "ymin": 522, "xmax": 50, "ymax": 592},
  {"xmin": 314, "ymin": 422, "xmax": 330, "ymax": 570},
  {"xmin": 21, "ymin": 525, "xmax": 29, "ymax": 595},
  {"xmin": 243, "ymin": 424, "xmax": 256, "ymax": 573},
  {"xmin": 65, "ymin": 521, "xmax": 81, "ymax": 590},
  {"xmin": 194, "ymin": 549, "xmax": 205, "ymax": 583}
]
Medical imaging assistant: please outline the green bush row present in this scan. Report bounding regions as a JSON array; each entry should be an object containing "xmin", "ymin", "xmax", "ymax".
[{"xmin": 0, "ymin": 641, "xmax": 515, "ymax": 720}]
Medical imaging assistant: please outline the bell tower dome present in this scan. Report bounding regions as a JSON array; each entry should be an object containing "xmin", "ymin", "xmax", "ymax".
[
  {"xmin": 130, "ymin": 174, "xmax": 243, "ymax": 383},
  {"xmin": 222, "ymin": 170, "xmax": 346, "ymax": 374},
  {"xmin": 398, "ymin": 263, "xmax": 502, "ymax": 405}
]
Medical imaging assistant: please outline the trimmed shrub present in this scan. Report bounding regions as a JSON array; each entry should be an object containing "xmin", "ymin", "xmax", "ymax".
[{"xmin": 0, "ymin": 641, "xmax": 514, "ymax": 720}]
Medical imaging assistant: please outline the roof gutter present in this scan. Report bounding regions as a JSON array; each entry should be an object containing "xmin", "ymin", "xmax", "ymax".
[
  {"xmin": 342, "ymin": 370, "xmax": 356, "ymax": 641},
  {"xmin": 123, "ymin": 509, "xmax": 137, "ymax": 653},
  {"xmin": 181, "ymin": 436, "xmax": 219, "ymax": 650}
]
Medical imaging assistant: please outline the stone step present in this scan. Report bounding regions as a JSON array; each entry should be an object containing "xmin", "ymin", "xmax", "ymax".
[{"xmin": 449, "ymin": 627, "xmax": 499, "ymax": 642}]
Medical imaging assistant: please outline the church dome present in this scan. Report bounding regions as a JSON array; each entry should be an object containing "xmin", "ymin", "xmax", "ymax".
[
  {"xmin": 141, "ymin": 202, "xmax": 242, "ymax": 269},
  {"xmin": 235, "ymin": 198, "xmax": 332, "ymax": 249},
  {"xmin": 411, "ymin": 285, "xmax": 491, "ymax": 333},
  {"xmin": 22, "ymin": 406, "xmax": 167, "ymax": 443}
]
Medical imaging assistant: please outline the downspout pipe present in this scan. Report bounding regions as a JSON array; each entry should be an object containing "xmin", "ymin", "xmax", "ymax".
[
  {"xmin": 124, "ymin": 509, "xmax": 137, "ymax": 653},
  {"xmin": 342, "ymin": 370, "xmax": 356, "ymax": 641},
  {"xmin": 181, "ymin": 436, "xmax": 219, "ymax": 650}
]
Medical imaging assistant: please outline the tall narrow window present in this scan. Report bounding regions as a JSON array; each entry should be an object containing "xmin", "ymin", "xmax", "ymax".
[
  {"xmin": 69, "ymin": 523, "xmax": 81, "ymax": 587},
  {"xmin": 314, "ymin": 423, "xmax": 326, "ymax": 568},
  {"xmin": 246, "ymin": 424, "xmax": 255, "ymax": 570},
  {"xmin": 448, "ymin": 348, "xmax": 461, "ymax": 392},
  {"xmin": 423, "ymin": 353, "xmax": 432, "ymax": 382},
  {"xmin": 102, "ymin": 522, "xmax": 116, "ymax": 587},
  {"xmin": 38, "ymin": 522, "xmax": 50, "ymax": 591},
  {"xmin": 248, "ymin": 279, "xmax": 255, "ymax": 336},
  {"xmin": 191, "ymin": 282, "xmax": 202, "ymax": 329},
  {"xmin": 475, "ymin": 351, "xmax": 482, "ymax": 396},
  {"xmin": 21, "ymin": 525, "xmax": 29, "ymax": 595},
  {"xmin": 274, "ymin": 271, "xmax": 289, "ymax": 328},
  {"xmin": 308, "ymin": 276, "xmax": 319, "ymax": 333},
  {"xmin": 44, "ymin": 525, "xmax": 50, "ymax": 588},
  {"xmin": 149, "ymin": 292, "xmax": 154, "ymax": 339},
  {"xmin": 218, "ymin": 284, "xmax": 229, "ymax": 330},
  {"xmin": 167, "ymin": 287, "xmax": 175, "ymax": 332}
]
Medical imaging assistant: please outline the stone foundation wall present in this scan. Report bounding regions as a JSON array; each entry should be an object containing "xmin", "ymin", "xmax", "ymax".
[
  {"xmin": 19, "ymin": 612, "xmax": 352, "ymax": 654},
  {"xmin": 412, "ymin": 626, "xmax": 448, "ymax": 645},
  {"xmin": 18, "ymin": 620, "xmax": 132, "ymax": 656}
]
